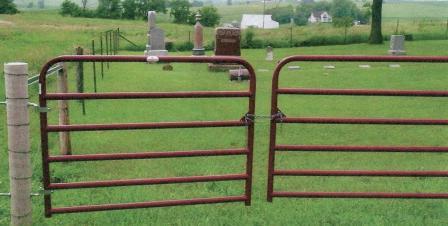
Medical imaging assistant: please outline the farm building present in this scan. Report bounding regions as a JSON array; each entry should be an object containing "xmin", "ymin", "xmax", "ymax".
[
  {"xmin": 240, "ymin": 14, "xmax": 280, "ymax": 29},
  {"xmin": 308, "ymin": 11, "xmax": 332, "ymax": 23}
]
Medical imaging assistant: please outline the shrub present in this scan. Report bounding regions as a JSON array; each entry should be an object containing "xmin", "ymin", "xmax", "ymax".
[
  {"xmin": 60, "ymin": 0, "xmax": 82, "ymax": 16},
  {"xmin": 0, "ymin": 0, "xmax": 19, "ymax": 14}
]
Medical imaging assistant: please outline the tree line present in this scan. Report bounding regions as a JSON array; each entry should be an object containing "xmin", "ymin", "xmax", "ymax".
[{"xmin": 60, "ymin": 0, "xmax": 220, "ymax": 27}]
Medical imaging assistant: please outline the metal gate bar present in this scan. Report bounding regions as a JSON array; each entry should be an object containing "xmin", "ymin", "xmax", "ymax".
[
  {"xmin": 268, "ymin": 55, "xmax": 448, "ymax": 202},
  {"xmin": 39, "ymin": 55, "xmax": 256, "ymax": 217}
]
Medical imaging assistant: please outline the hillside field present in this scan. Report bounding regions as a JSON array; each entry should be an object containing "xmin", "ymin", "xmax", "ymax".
[{"xmin": 1, "ymin": 5, "xmax": 448, "ymax": 226}]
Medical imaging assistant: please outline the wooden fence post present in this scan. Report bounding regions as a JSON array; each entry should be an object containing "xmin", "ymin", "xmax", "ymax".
[
  {"xmin": 4, "ymin": 62, "xmax": 32, "ymax": 226},
  {"xmin": 57, "ymin": 64, "xmax": 72, "ymax": 155},
  {"xmin": 117, "ymin": 28, "xmax": 120, "ymax": 50},
  {"xmin": 76, "ymin": 46, "xmax": 86, "ymax": 115}
]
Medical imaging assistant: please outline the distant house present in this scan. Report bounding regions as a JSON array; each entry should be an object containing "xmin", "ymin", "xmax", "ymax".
[
  {"xmin": 308, "ymin": 11, "xmax": 332, "ymax": 23},
  {"xmin": 240, "ymin": 14, "xmax": 280, "ymax": 29}
]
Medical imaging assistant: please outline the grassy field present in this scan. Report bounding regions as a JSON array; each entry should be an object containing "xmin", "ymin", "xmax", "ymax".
[
  {"xmin": 1, "ymin": 41, "xmax": 448, "ymax": 225},
  {"xmin": 1, "ymin": 7, "xmax": 448, "ymax": 226},
  {"xmin": 1, "ymin": 8, "xmax": 448, "ymax": 75}
]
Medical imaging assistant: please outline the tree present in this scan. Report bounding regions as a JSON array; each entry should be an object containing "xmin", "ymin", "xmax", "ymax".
[
  {"xmin": 294, "ymin": 3, "xmax": 313, "ymax": 26},
  {"xmin": 122, "ymin": 0, "xmax": 137, "ymax": 19},
  {"xmin": 136, "ymin": 0, "xmax": 167, "ymax": 19},
  {"xmin": 266, "ymin": 5, "xmax": 294, "ymax": 24},
  {"xmin": 81, "ymin": 0, "xmax": 88, "ymax": 10},
  {"xmin": 0, "ymin": 0, "xmax": 19, "ymax": 14},
  {"xmin": 331, "ymin": 0, "xmax": 357, "ymax": 19},
  {"xmin": 333, "ymin": 16, "xmax": 353, "ymax": 43},
  {"xmin": 170, "ymin": 0, "xmax": 191, "ymax": 24},
  {"xmin": 199, "ymin": 6, "xmax": 220, "ymax": 27},
  {"xmin": 369, "ymin": 0, "xmax": 383, "ymax": 44},
  {"xmin": 97, "ymin": 0, "xmax": 121, "ymax": 18}
]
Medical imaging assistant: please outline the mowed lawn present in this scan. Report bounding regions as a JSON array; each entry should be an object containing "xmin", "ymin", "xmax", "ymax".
[{"xmin": 0, "ymin": 40, "xmax": 448, "ymax": 225}]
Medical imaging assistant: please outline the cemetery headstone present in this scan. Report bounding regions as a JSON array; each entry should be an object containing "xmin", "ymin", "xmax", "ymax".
[
  {"xmin": 192, "ymin": 13, "xmax": 205, "ymax": 56},
  {"xmin": 145, "ymin": 11, "xmax": 168, "ymax": 56},
  {"xmin": 214, "ymin": 27, "xmax": 241, "ymax": 56},
  {"xmin": 209, "ymin": 27, "xmax": 242, "ymax": 71},
  {"xmin": 229, "ymin": 68, "xmax": 249, "ymax": 81},
  {"xmin": 389, "ymin": 64, "xmax": 401, "ymax": 68},
  {"xmin": 389, "ymin": 35, "xmax": 406, "ymax": 55},
  {"xmin": 266, "ymin": 46, "xmax": 274, "ymax": 61}
]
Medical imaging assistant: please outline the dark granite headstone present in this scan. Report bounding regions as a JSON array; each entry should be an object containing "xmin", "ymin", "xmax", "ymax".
[{"xmin": 214, "ymin": 28, "xmax": 241, "ymax": 56}]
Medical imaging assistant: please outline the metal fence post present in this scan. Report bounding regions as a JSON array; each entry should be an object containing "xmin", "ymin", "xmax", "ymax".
[
  {"xmin": 91, "ymin": 40, "xmax": 97, "ymax": 92},
  {"xmin": 100, "ymin": 33, "xmax": 104, "ymax": 79},
  {"xmin": 57, "ymin": 64, "xmax": 72, "ymax": 155},
  {"xmin": 4, "ymin": 62, "xmax": 32, "ymax": 226},
  {"xmin": 75, "ymin": 47, "xmax": 86, "ymax": 115}
]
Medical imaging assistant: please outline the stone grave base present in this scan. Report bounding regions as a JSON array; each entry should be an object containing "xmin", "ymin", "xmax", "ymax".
[
  {"xmin": 208, "ymin": 63, "xmax": 244, "ymax": 72},
  {"xmin": 388, "ymin": 50, "xmax": 406, "ymax": 56},
  {"xmin": 145, "ymin": 50, "xmax": 168, "ymax": 56},
  {"xmin": 229, "ymin": 69, "xmax": 249, "ymax": 81},
  {"xmin": 192, "ymin": 48, "xmax": 205, "ymax": 56}
]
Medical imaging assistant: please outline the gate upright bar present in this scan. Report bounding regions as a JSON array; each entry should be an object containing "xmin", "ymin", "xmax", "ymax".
[
  {"xmin": 268, "ymin": 55, "xmax": 448, "ymax": 201},
  {"xmin": 39, "ymin": 55, "xmax": 256, "ymax": 217}
]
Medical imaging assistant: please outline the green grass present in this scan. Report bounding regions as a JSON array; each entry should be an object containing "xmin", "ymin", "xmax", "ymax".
[
  {"xmin": 1, "ymin": 9, "xmax": 448, "ymax": 226},
  {"xmin": 1, "ymin": 41, "xmax": 448, "ymax": 225}
]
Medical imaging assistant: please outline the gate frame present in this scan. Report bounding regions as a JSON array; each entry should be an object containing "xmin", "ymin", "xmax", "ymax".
[
  {"xmin": 39, "ymin": 55, "xmax": 256, "ymax": 217},
  {"xmin": 268, "ymin": 55, "xmax": 448, "ymax": 202}
]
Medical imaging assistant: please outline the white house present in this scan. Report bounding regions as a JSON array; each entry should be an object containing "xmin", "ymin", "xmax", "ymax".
[
  {"xmin": 240, "ymin": 14, "xmax": 280, "ymax": 29},
  {"xmin": 308, "ymin": 11, "xmax": 332, "ymax": 23}
]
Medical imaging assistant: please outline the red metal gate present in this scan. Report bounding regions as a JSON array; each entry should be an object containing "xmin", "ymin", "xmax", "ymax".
[
  {"xmin": 39, "ymin": 55, "xmax": 256, "ymax": 217},
  {"xmin": 267, "ymin": 55, "xmax": 448, "ymax": 201}
]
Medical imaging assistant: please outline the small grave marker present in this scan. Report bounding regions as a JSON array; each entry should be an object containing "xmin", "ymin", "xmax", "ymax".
[
  {"xmin": 359, "ymin": 65, "xmax": 371, "ymax": 68},
  {"xmin": 265, "ymin": 46, "xmax": 274, "ymax": 61}
]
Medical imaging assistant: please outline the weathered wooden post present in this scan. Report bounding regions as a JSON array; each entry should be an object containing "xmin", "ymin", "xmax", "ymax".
[
  {"xmin": 91, "ymin": 39, "xmax": 97, "ymax": 92},
  {"xmin": 4, "ymin": 62, "xmax": 32, "ymax": 226},
  {"xmin": 117, "ymin": 28, "xmax": 120, "ymax": 50},
  {"xmin": 57, "ymin": 64, "xmax": 72, "ymax": 155},
  {"xmin": 76, "ymin": 47, "xmax": 86, "ymax": 115}
]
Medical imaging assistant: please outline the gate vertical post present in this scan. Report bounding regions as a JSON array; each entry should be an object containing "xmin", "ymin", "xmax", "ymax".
[
  {"xmin": 4, "ymin": 62, "xmax": 32, "ymax": 226},
  {"xmin": 57, "ymin": 64, "xmax": 72, "ymax": 155},
  {"xmin": 267, "ymin": 64, "xmax": 282, "ymax": 202}
]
